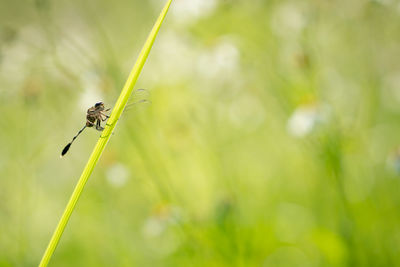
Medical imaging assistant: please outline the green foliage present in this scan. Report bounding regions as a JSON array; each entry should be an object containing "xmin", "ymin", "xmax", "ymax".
[{"xmin": 1, "ymin": 0, "xmax": 400, "ymax": 266}]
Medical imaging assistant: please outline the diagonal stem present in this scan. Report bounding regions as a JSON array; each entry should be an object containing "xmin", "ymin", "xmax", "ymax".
[{"xmin": 39, "ymin": 1, "xmax": 172, "ymax": 266}]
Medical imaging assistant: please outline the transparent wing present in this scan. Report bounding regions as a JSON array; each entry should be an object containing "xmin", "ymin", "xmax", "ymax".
[{"xmin": 124, "ymin": 88, "xmax": 151, "ymax": 113}]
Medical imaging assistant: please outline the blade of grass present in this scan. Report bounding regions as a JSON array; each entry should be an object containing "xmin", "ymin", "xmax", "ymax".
[{"xmin": 39, "ymin": 1, "xmax": 173, "ymax": 266}]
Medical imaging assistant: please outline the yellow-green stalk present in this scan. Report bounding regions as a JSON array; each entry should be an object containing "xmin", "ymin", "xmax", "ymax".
[{"xmin": 39, "ymin": 1, "xmax": 172, "ymax": 266}]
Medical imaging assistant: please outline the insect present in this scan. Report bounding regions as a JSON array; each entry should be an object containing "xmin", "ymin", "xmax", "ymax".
[
  {"xmin": 60, "ymin": 89, "xmax": 150, "ymax": 157},
  {"xmin": 61, "ymin": 102, "xmax": 110, "ymax": 157}
]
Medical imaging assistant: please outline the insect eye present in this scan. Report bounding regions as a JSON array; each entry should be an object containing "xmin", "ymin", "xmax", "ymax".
[{"xmin": 95, "ymin": 102, "xmax": 104, "ymax": 108}]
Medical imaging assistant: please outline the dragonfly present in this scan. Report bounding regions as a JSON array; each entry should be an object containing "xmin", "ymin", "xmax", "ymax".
[{"xmin": 61, "ymin": 89, "xmax": 149, "ymax": 157}]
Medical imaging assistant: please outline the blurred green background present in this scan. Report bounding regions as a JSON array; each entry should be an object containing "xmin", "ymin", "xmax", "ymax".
[{"xmin": 1, "ymin": 0, "xmax": 400, "ymax": 266}]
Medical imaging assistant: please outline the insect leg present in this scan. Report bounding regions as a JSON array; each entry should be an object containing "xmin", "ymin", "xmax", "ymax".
[
  {"xmin": 95, "ymin": 119, "xmax": 104, "ymax": 131},
  {"xmin": 98, "ymin": 112, "xmax": 109, "ymax": 120}
]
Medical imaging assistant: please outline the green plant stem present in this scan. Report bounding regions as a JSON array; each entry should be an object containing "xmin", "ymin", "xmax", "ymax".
[{"xmin": 39, "ymin": 1, "xmax": 172, "ymax": 266}]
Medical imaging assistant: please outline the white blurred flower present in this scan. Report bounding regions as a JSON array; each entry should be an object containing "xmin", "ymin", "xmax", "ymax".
[
  {"xmin": 145, "ymin": 33, "xmax": 241, "ymax": 88},
  {"xmin": 106, "ymin": 163, "xmax": 129, "ymax": 188},
  {"xmin": 145, "ymin": 31, "xmax": 195, "ymax": 84},
  {"xmin": 197, "ymin": 38, "xmax": 240, "ymax": 81},
  {"xmin": 169, "ymin": 0, "xmax": 218, "ymax": 24},
  {"xmin": 287, "ymin": 104, "xmax": 328, "ymax": 137}
]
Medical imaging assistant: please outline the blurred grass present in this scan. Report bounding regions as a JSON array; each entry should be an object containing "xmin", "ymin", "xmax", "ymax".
[{"xmin": 1, "ymin": 0, "xmax": 400, "ymax": 266}]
